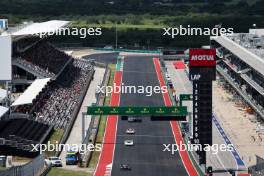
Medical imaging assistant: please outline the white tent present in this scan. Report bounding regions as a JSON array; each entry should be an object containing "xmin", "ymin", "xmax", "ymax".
[
  {"xmin": 12, "ymin": 20, "xmax": 70, "ymax": 36},
  {"xmin": 12, "ymin": 78, "xmax": 50, "ymax": 106}
]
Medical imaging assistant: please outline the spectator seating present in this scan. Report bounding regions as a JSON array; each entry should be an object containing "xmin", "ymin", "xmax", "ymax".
[
  {"xmin": 0, "ymin": 118, "xmax": 52, "ymax": 156},
  {"xmin": 13, "ymin": 40, "xmax": 94, "ymax": 129},
  {"xmin": 19, "ymin": 41, "xmax": 72, "ymax": 77}
]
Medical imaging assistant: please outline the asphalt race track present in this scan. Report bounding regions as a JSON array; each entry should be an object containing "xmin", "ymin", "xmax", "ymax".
[
  {"xmin": 84, "ymin": 52, "xmax": 119, "ymax": 64},
  {"xmin": 111, "ymin": 56, "xmax": 188, "ymax": 176}
]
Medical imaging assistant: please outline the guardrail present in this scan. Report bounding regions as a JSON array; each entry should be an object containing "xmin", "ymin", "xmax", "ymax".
[
  {"xmin": 95, "ymin": 48, "xmax": 161, "ymax": 54},
  {"xmin": 94, "ymin": 61, "xmax": 107, "ymax": 68},
  {"xmin": 159, "ymin": 59, "xmax": 176, "ymax": 105},
  {"xmin": 81, "ymin": 65, "xmax": 111, "ymax": 167},
  {"xmin": 162, "ymin": 55, "xmax": 188, "ymax": 61},
  {"xmin": 0, "ymin": 155, "xmax": 45, "ymax": 176}
]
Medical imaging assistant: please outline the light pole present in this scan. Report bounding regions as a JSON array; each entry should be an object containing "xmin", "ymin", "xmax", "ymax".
[{"xmin": 115, "ymin": 23, "xmax": 118, "ymax": 49}]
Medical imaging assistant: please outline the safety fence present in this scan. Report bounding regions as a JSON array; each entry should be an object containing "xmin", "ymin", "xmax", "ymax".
[
  {"xmin": 0, "ymin": 155, "xmax": 45, "ymax": 176},
  {"xmin": 81, "ymin": 64, "xmax": 111, "ymax": 167}
]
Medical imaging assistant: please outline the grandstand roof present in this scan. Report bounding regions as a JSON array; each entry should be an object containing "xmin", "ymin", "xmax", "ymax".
[
  {"xmin": 11, "ymin": 20, "xmax": 70, "ymax": 36},
  {"xmin": 0, "ymin": 88, "xmax": 7, "ymax": 103},
  {"xmin": 249, "ymin": 29, "xmax": 264, "ymax": 36},
  {"xmin": 0, "ymin": 106, "xmax": 8, "ymax": 118},
  {"xmin": 12, "ymin": 78, "xmax": 50, "ymax": 106},
  {"xmin": 211, "ymin": 35, "xmax": 264, "ymax": 76}
]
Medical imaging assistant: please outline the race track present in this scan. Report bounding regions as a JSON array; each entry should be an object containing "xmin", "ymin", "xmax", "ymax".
[{"xmin": 111, "ymin": 56, "xmax": 188, "ymax": 176}]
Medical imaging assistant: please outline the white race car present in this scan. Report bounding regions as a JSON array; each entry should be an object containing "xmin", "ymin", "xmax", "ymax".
[
  {"xmin": 126, "ymin": 128, "xmax": 135, "ymax": 134},
  {"xmin": 124, "ymin": 140, "xmax": 134, "ymax": 146}
]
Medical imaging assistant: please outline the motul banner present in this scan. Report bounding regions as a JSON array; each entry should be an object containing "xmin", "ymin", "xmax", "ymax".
[{"xmin": 189, "ymin": 49, "xmax": 216, "ymax": 67}]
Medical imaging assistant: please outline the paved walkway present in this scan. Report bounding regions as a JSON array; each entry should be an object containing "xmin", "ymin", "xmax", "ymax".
[
  {"xmin": 65, "ymin": 48, "xmax": 114, "ymax": 58},
  {"xmin": 213, "ymin": 80, "xmax": 264, "ymax": 167}
]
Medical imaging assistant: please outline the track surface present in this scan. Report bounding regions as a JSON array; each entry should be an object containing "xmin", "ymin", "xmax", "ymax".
[
  {"xmin": 111, "ymin": 56, "xmax": 188, "ymax": 176},
  {"xmin": 84, "ymin": 53, "xmax": 118, "ymax": 64},
  {"xmin": 94, "ymin": 71, "xmax": 122, "ymax": 176}
]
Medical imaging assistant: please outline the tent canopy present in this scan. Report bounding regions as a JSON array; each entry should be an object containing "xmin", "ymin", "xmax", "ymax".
[
  {"xmin": 12, "ymin": 78, "xmax": 50, "ymax": 106},
  {"xmin": 12, "ymin": 20, "xmax": 70, "ymax": 36}
]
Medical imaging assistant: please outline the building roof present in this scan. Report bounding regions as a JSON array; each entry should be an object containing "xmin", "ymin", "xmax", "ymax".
[
  {"xmin": 211, "ymin": 35, "xmax": 264, "ymax": 76},
  {"xmin": 11, "ymin": 20, "xmax": 70, "ymax": 36},
  {"xmin": 12, "ymin": 78, "xmax": 50, "ymax": 106}
]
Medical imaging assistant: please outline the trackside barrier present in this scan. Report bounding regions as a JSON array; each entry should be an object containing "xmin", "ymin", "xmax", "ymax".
[
  {"xmin": 81, "ymin": 65, "xmax": 111, "ymax": 167},
  {"xmin": 95, "ymin": 48, "xmax": 161, "ymax": 54},
  {"xmin": 163, "ymin": 55, "xmax": 188, "ymax": 61},
  {"xmin": 159, "ymin": 59, "xmax": 204, "ymax": 176},
  {"xmin": 159, "ymin": 59, "xmax": 175, "ymax": 105},
  {"xmin": 94, "ymin": 61, "xmax": 107, "ymax": 68},
  {"xmin": 0, "ymin": 155, "xmax": 45, "ymax": 176}
]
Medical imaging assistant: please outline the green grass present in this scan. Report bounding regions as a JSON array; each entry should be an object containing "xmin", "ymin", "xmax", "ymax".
[
  {"xmin": 0, "ymin": 167, "xmax": 6, "ymax": 171},
  {"xmin": 48, "ymin": 168, "xmax": 91, "ymax": 176},
  {"xmin": 12, "ymin": 156, "xmax": 31, "ymax": 163},
  {"xmin": 88, "ymin": 64, "xmax": 116, "ymax": 168},
  {"xmin": 79, "ymin": 23, "xmax": 165, "ymax": 29},
  {"xmin": 71, "ymin": 17, "xmax": 167, "ymax": 30},
  {"xmin": 45, "ymin": 128, "xmax": 64, "ymax": 157}
]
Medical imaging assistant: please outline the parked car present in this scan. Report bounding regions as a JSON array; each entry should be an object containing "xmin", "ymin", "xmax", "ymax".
[
  {"xmin": 126, "ymin": 128, "xmax": 135, "ymax": 134},
  {"xmin": 66, "ymin": 150, "xmax": 79, "ymax": 165}
]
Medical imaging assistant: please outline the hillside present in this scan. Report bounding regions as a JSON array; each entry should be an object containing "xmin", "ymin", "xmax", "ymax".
[{"xmin": 0, "ymin": 0, "xmax": 263, "ymax": 17}]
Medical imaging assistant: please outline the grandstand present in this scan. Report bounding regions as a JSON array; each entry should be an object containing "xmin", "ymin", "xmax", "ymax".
[
  {"xmin": 0, "ymin": 117, "xmax": 52, "ymax": 157},
  {"xmin": 211, "ymin": 29, "xmax": 264, "ymax": 120},
  {"xmin": 0, "ymin": 20, "xmax": 95, "ymax": 157},
  {"xmin": 11, "ymin": 35, "xmax": 95, "ymax": 129},
  {"xmin": 13, "ymin": 40, "xmax": 73, "ymax": 79}
]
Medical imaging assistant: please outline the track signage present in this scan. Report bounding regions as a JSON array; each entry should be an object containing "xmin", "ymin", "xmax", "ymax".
[
  {"xmin": 189, "ymin": 48, "xmax": 216, "ymax": 164},
  {"xmin": 189, "ymin": 49, "xmax": 216, "ymax": 67},
  {"xmin": 179, "ymin": 94, "xmax": 193, "ymax": 101},
  {"xmin": 87, "ymin": 106, "xmax": 187, "ymax": 116},
  {"xmin": 179, "ymin": 94, "xmax": 193, "ymax": 106},
  {"xmin": 189, "ymin": 67, "xmax": 216, "ymax": 81}
]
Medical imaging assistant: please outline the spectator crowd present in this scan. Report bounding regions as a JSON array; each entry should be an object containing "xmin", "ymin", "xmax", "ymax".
[
  {"xmin": 17, "ymin": 41, "xmax": 72, "ymax": 77},
  {"xmin": 13, "ymin": 40, "xmax": 94, "ymax": 129}
]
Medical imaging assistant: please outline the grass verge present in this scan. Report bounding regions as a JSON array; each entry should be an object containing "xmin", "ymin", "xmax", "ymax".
[
  {"xmin": 45, "ymin": 128, "xmax": 64, "ymax": 157},
  {"xmin": 48, "ymin": 168, "xmax": 92, "ymax": 176}
]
